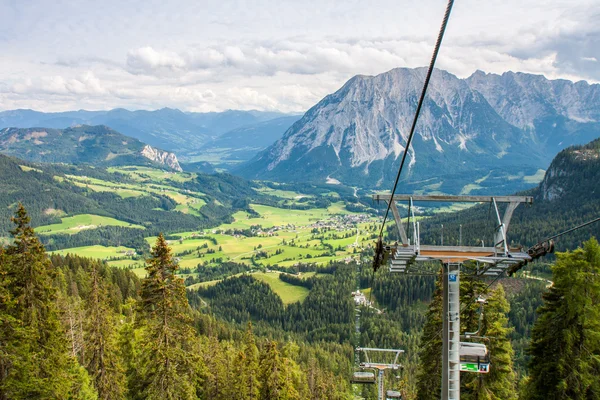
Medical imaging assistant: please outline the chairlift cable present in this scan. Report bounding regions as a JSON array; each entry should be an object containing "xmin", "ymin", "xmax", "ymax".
[
  {"xmin": 544, "ymin": 217, "xmax": 600, "ymax": 242},
  {"xmin": 376, "ymin": 0, "xmax": 455, "ymax": 241}
]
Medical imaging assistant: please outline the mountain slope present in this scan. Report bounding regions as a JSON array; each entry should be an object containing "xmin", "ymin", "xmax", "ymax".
[
  {"xmin": 538, "ymin": 137, "xmax": 600, "ymax": 202},
  {"xmin": 418, "ymin": 138, "xmax": 600, "ymax": 251},
  {"xmin": 0, "ymin": 108, "xmax": 291, "ymax": 152},
  {"xmin": 0, "ymin": 153, "xmax": 262, "ymax": 251},
  {"xmin": 240, "ymin": 68, "xmax": 600, "ymax": 193},
  {"xmin": 0, "ymin": 125, "xmax": 182, "ymax": 171}
]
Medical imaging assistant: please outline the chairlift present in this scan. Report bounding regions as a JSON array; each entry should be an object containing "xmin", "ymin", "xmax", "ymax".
[
  {"xmin": 351, "ymin": 370, "xmax": 376, "ymax": 384},
  {"xmin": 386, "ymin": 389, "xmax": 403, "ymax": 399},
  {"xmin": 459, "ymin": 342, "xmax": 490, "ymax": 373}
]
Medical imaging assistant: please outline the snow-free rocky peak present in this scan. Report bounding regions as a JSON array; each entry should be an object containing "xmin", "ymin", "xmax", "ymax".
[
  {"xmin": 240, "ymin": 68, "xmax": 600, "ymax": 193},
  {"xmin": 141, "ymin": 145, "xmax": 182, "ymax": 171}
]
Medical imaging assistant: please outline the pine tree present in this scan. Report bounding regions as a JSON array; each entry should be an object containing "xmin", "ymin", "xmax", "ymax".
[
  {"xmin": 259, "ymin": 341, "xmax": 285, "ymax": 399},
  {"xmin": 280, "ymin": 342, "xmax": 306, "ymax": 400},
  {"xmin": 0, "ymin": 204, "xmax": 83, "ymax": 398},
  {"xmin": 232, "ymin": 349, "xmax": 250, "ymax": 399},
  {"xmin": 415, "ymin": 270, "xmax": 443, "ymax": 400},
  {"xmin": 85, "ymin": 261, "xmax": 127, "ymax": 399},
  {"xmin": 118, "ymin": 317, "xmax": 143, "ymax": 400},
  {"xmin": 461, "ymin": 284, "xmax": 517, "ymax": 400},
  {"xmin": 243, "ymin": 322, "xmax": 261, "ymax": 399},
  {"xmin": 202, "ymin": 336, "xmax": 228, "ymax": 399},
  {"xmin": 0, "ymin": 247, "xmax": 19, "ymax": 400},
  {"xmin": 137, "ymin": 233, "xmax": 200, "ymax": 400},
  {"xmin": 480, "ymin": 284, "xmax": 517, "ymax": 400},
  {"xmin": 524, "ymin": 238, "xmax": 600, "ymax": 399}
]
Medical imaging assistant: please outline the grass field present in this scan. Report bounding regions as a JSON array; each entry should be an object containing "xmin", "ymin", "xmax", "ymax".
[
  {"xmin": 70, "ymin": 180, "xmax": 144, "ymax": 198},
  {"xmin": 141, "ymin": 204, "xmax": 377, "ymax": 270},
  {"xmin": 46, "ymin": 166, "xmax": 376, "ymax": 277},
  {"xmin": 50, "ymin": 245, "xmax": 135, "ymax": 259},
  {"xmin": 107, "ymin": 166, "xmax": 197, "ymax": 183},
  {"xmin": 64, "ymin": 173, "xmax": 207, "ymax": 212},
  {"xmin": 36, "ymin": 214, "xmax": 144, "ymax": 235},
  {"xmin": 106, "ymin": 259, "xmax": 145, "ymax": 268},
  {"xmin": 255, "ymin": 187, "xmax": 312, "ymax": 200},
  {"xmin": 216, "ymin": 203, "xmax": 349, "ymax": 230},
  {"xmin": 186, "ymin": 271, "xmax": 311, "ymax": 304},
  {"xmin": 252, "ymin": 271, "xmax": 310, "ymax": 303}
]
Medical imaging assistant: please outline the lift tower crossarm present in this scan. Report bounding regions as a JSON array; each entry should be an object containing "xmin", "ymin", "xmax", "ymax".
[{"xmin": 372, "ymin": 194, "xmax": 533, "ymax": 204}]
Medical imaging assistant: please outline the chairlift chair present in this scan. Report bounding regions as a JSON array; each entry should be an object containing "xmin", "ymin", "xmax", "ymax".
[
  {"xmin": 386, "ymin": 389, "xmax": 403, "ymax": 399},
  {"xmin": 351, "ymin": 370, "xmax": 376, "ymax": 384},
  {"xmin": 459, "ymin": 342, "xmax": 490, "ymax": 373}
]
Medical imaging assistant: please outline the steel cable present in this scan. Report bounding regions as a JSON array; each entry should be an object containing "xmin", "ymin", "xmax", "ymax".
[{"xmin": 377, "ymin": 0, "xmax": 455, "ymax": 240}]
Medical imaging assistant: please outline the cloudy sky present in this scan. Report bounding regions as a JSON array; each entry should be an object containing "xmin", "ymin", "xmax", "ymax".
[{"xmin": 0, "ymin": 0, "xmax": 598, "ymax": 113}]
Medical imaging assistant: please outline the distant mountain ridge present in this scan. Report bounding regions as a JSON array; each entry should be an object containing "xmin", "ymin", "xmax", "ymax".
[
  {"xmin": 0, "ymin": 125, "xmax": 182, "ymax": 171},
  {"xmin": 0, "ymin": 108, "xmax": 293, "ymax": 153},
  {"xmin": 185, "ymin": 116, "xmax": 302, "ymax": 166},
  {"xmin": 239, "ymin": 68, "xmax": 600, "ymax": 194}
]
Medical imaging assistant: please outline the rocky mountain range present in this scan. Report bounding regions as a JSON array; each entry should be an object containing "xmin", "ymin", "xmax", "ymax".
[
  {"xmin": 239, "ymin": 68, "xmax": 600, "ymax": 194},
  {"xmin": 0, "ymin": 125, "xmax": 182, "ymax": 171}
]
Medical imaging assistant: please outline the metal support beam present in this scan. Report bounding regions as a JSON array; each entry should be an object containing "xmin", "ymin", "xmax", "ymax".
[
  {"xmin": 373, "ymin": 194, "xmax": 533, "ymax": 204},
  {"xmin": 388, "ymin": 200, "xmax": 408, "ymax": 244},
  {"xmin": 492, "ymin": 198, "xmax": 509, "ymax": 255}
]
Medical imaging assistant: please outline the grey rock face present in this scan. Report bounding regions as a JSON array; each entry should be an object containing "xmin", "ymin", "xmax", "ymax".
[
  {"xmin": 141, "ymin": 145, "xmax": 183, "ymax": 171},
  {"xmin": 241, "ymin": 68, "xmax": 600, "ymax": 193}
]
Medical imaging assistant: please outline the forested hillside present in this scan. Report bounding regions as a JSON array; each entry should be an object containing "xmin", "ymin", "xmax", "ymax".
[
  {"xmin": 0, "ymin": 206, "xmax": 352, "ymax": 399},
  {"xmin": 0, "ymin": 125, "xmax": 182, "ymax": 170},
  {"xmin": 415, "ymin": 138, "xmax": 600, "ymax": 252},
  {"xmin": 0, "ymin": 154, "xmax": 259, "ymax": 251}
]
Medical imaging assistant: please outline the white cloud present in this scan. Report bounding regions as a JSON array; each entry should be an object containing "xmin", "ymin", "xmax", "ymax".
[
  {"xmin": 127, "ymin": 47, "xmax": 186, "ymax": 73},
  {"xmin": 0, "ymin": 0, "xmax": 598, "ymax": 112},
  {"xmin": 10, "ymin": 71, "xmax": 107, "ymax": 96}
]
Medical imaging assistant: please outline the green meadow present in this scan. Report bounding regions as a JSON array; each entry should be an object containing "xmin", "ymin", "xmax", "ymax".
[
  {"xmin": 42, "ymin": 165, "xmax": 377, "ymax": 292},
  {"xmin": 36, "ymin": 214, "xmax": 144, "ymax": 235},
  {"xmin": 50, "ymin": 245, "xmax": 135, "ymax": 259},
  {"xmin": 187, "ymin": 271, "xmax": 311, "ymax": 304}
]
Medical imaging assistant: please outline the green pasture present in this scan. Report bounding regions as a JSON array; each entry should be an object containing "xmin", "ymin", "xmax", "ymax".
[
  {"xmin": 256, "ymin": 187, "xmax": 312, "ymax": 200},
  {"xmin": 252, "ymin": 271, "xmax": 310, "ymax": 304},
  {"xmin": 20, "ymin": 165, "xmax": 43, "ymax": 173},
  {"xmin": 36, "ymin": 214, "xmax": 144, "ymax": 235},
  {"xmin": 106, "ymin": 259, "xmax": 145, "ymax": 269},
  {"xmin": 276, "ymin": 254, "xmax": 354, "ymax": 268},
  {"xmin": 50, "ymin": 245, "xmax": 135, "ymax": 259},
  {"xmin": 66, "ymin": 172, "xmax": 207, "ymax": 212},
  {"xmin": 523, "ymin": 169, "xmax": 546, "ymax": 184},
  {"xmin": 107, "ymin": 166, "xmax": 197, "ymax": 183},
  {"xmin": 69, "ymin": 180, "xmax": 145, "ymax": 198}
]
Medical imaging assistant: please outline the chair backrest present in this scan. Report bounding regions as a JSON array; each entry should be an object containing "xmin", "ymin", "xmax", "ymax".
[{"xmin": 459, "ymin": 342, "xmax": 487, "ymax": 358}]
